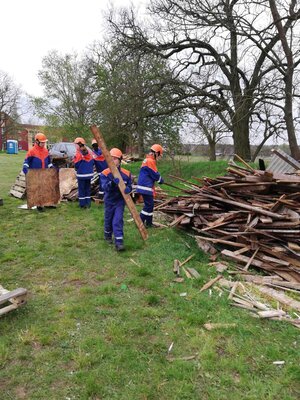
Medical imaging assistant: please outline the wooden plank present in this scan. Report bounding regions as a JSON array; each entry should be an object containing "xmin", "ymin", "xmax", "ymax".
[
  {"xmin": 186, "ymin": 267, "xmax": 201, "ymax": 279},
  {"xmin": 179, "ymin": 254, "xmax": 195, "ymax": 267},
  {"xmin": 26, "ymin": 169, "xmax": 60, "ymax": 208},
  {"xmin": 90, "ymin": 125, "xmax": 148, "ymax": 241},
  {"xmin": 254, "ymin": 285, "xmax": 300, "ymax": 312},
  {"xmin": 0, "ymin": 303, "xmax": 19, "ymax": 316},
  {"xmin": 10, "ymin": 189, "xmax": 25, "ymax": 199},
  {"xmin": 233, "ymin": 154, "xmax": 256, "ymax": 172},
  {"xmin": 199, "ymin": 275, "xmax": 222, "ymax": 292},
  {"xmin": 0, "ymin": 288, "xmax": 27, "ymax": 306},
  {"xmin": 271, "ymin": 148, "xmax": 300, "ymax": 170},
  {"xmin": 221, "ymin": 249, "xmax": 263, "ymax": 268},
  {"xmin": 173, "ymin": 259, "xmax": 180, "ymax": 276},
  {"xmin": 202, "ymin": 193, "xmax": 287, "ymax": 220},
  {"xmin": 257, "ymin": 310, "xmax": 286, "ymax": 318}
]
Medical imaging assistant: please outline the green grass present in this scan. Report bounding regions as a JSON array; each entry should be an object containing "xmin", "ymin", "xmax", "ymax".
[{"xmin": 0, "ymin": 153, "xmax": 299, "ymax": 399}]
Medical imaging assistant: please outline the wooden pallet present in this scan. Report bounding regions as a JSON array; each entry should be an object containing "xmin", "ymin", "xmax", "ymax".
[
  {"xmin": 0, "ymin": 285, "xmax": 28, "ymax": 316},
  {"xmin": 10, "ymin": 171, "xmax": 26, "ymax": 199}
]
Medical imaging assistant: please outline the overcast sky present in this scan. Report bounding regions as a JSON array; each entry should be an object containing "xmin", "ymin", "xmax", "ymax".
[{"xmin": 1, "ymin": 0, "xmax": 145, "ymax": 97}]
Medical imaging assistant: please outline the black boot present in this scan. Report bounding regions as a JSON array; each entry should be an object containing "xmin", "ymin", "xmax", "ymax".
[
  {"xmin": 115, "ymin": 243, "xmax": 125, "ymax": 252},
  {"xmin": 104, "ymin": 236, "xmax": 113, "ymax": 244}
]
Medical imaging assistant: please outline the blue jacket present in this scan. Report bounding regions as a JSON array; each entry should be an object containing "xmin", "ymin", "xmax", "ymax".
[
  {"xmin": 92, "ymin": 148, "xmax": 108, "ymax": 173},
  {"xmin": 101, "ymin": 166, "xmax": 132, "ymax": 204},
  {"xmin": 23, "ymin": 144, "xmax": 53, "ymax": 174},
  {"xmin": 73, "ymin": 148, "xmax": 94, "ymax": 180},
  {"xmin": 136, "ymin": 154, "xmax": 163, "ymax": 196}
]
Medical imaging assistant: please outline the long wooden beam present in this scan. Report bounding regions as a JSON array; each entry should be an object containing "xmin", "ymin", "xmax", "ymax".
[{"xmin": 90, "ymin": 125, "xmax": 148, "ymax": 241}]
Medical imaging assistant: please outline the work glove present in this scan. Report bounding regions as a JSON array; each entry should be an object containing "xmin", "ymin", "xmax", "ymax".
[
  {"xmin": 124, "ymin": 186, "xmax": 131, "ymax": 194},
  {"xmin": 111, "ymin": 177, "xmax": 119, "ymax": 187},
  {"xmin": 22, "ymin": 167, "xmax": 28, "ymax": 175},
  {"xmin": 159, "ymin": 177, "xmax": 164, "ymax": 184}
]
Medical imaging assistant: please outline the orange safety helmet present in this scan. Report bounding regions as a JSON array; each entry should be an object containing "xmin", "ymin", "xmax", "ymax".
[
  {"xmin": 151, "ymin": 144, "xmax": 163, "ymax": 155},
  {"xmin": 110, "ymin": 148, "xmax": 123, "ymax": 159},
  {"xmin": 91, "ymin": 139, "xmax": 97, "ymax": 145},
  {"xmin": 35, "ymin": 133, "xmax": 47, "ymax": 143},
  {"xmin": 74, "ymin": 137, "xmax": 86, "ymax": 145}
]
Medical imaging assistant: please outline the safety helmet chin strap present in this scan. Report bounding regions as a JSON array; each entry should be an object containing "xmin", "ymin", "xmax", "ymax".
[{"xmin": 151, "ymin": 150, "xmax": 160, "ymax": 159}]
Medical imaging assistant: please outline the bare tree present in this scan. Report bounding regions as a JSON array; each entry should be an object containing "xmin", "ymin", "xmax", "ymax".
[
  {"xmin": 190, "ymin": 110, "xmax": 230, "ymax": 161},
  {"xmin": 0, "ymin": 70, "xmax": 21, "ymax": 149},
  {"xmin": 33, "ymin": 50, "xmax": 99, "ymax": 140},
  {"xmin": 108, "ymin": 0, "xmax": 300, "ymax": 160},
  {"xmin": 268, "ymin": 0, "xmax": 300, "ymax": 159},
  {"xmin": 91, "ymin": 41, "xmax": 183, "ymax": 156}
]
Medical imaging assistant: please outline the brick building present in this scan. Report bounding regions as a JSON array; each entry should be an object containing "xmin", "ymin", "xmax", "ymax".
[{"xmin": 0, "ymin": 113, "xmax": 42, "ymax": 151}]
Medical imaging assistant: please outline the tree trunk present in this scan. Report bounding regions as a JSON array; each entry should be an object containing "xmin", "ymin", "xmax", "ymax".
[
  {"xmin": 137, "ymin": 127, "xmax": 145, "ymax": 158},
  {"xmin": 208, "ymin": 140, "xmax": 216, "ymax": 161},
  {"xmin": 284, "ymin": 72, "xmax": 300, "ymax": 159},
  {"xmin": 251, "ymin": 136, "xmax": 271, "ymax": 162},
  {"xmin": 232, "ymin": 111, "xmax": 251, "ymax": 161},
  {"xmin": 269, "ymin": 0, "xmax": 300, "ymax": 160}
]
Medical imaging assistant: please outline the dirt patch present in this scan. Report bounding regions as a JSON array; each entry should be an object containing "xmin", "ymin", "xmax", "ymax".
[{"xmin": 15, "ymin": 386, "xmax": 27, "ymax": 399}]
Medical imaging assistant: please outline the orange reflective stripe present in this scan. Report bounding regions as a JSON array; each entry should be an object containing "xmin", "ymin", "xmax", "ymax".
[
  {"xmin": 121, "ymin": 168, "xmax": 131, "ymax": 177},
  {"xmin": 102, "ymin": 168, "xmax": 111, "ymax": 176}
]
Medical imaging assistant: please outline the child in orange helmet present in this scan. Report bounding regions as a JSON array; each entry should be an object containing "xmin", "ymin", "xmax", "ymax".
[
  {"xmin": 91, "ymin": 138, "xmax": 107, "ymax": 199},
  {"xmin": 100, "ymin": 148, "xmax": 132, "ymax": 251},
  {"xmin": 73, "ymin": 137, "xmax": 94, "ymax": 208},
  {"xmin": 22, "ymin": 133, "xmax": 54, "ymax": 211},
  {"xmin": 136, "ymin": 144, "xmax": 164, "ymax": 227}
]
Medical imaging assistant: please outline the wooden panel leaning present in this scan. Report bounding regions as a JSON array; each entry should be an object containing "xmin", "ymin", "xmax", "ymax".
[{"xmin": 26, "ymin": 169, "xmax": 60, "ymax": 208}]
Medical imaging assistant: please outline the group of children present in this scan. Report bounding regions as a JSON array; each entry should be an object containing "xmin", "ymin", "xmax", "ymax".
[{"xmin": 23, "ymin": 133, "xmax": 164, "ymax": 252}]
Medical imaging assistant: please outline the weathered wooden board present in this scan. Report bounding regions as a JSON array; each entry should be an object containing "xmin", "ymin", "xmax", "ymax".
[
  {"xmin": 59, "ymin": 168, "xmax": 77, "ymax": 197},
  {"xmin": 26, "ymin": 169, "xmax": 60, "ymax": 208},
  {"xmin": 0, "ymin": 286, "xmax": 28, "ymax": 317}
]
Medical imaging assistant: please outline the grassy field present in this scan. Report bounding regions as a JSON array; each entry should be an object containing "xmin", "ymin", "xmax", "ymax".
[{"xmin": 0, "ymin": 152, "xmax": 299, "ymax": 400}]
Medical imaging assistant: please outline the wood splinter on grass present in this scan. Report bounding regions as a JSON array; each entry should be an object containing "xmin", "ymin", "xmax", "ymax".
[
  {"xmin": 199, "ymin": 275, "xmax": 222, "ymax": 293},
  {"xmin": 173, "ymin": 259, "xmax": 181, "ymax": 276},
  {"xmin": 204, "ymin": 323, "xmax": 237, "ymax": 331},
  {"xmin": 167, "ymin": 354, "xmax": 198, "ymax": 362}
]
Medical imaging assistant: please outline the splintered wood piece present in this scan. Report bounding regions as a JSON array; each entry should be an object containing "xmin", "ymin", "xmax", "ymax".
[
  {"xmin": 186, "ymin": 267, "xmax": 201, "ymax": 279},
  {"xmin": 257, "ymin": 310, "xmax": 286, "ymax": 318},
  {"xmin": 228, "ymin": 282, "xmax": 239, "ymax": 300},
  {"xmin": 182, "ymin": 266, "xmax": 193, "ymax": 279},
  {"xmin": 169, "ymin": 214, "xmax": 187, "ymax": 227},
  {"xmin": 199, "ymin": 275, "xmax": 222, "ymax": 292},
  {"xmin": 204, "ymin": 323, "xmax": 236, "ymax": 331},
  {"xmin": 0, "ymin": 288, "xmax": 27, "ymax": 306},
  {"xmin": 234, "ymin": 154, "xmax": 256, "ymax": 172},
  {"xmin": 167, "ymin": 354, "xmax": 198, "ymax": 362},
  {"xmin": 173, "ymin": 259, "xmax": 181, "ymax": 276},
  {"xmin": 195, "ymin": 237, "xmax": 217, "ymax": 255},
  {"xmin": 254, "ymin": 285, "xmax": 300, "ymax": 312},
  {"xmin": 173, "ymin": 277, "xmax": 185, "ymax": 283},
  {"xmin": 179, "ymin": 254, "xmax": 195, "ymax": 267},
  {"xmin": 0, "ymin": 287, "xmax": 28, "ymax": 317},
  {"xmin": 244, "ymin": 248, "xmax": 260, "ymax": 271}
]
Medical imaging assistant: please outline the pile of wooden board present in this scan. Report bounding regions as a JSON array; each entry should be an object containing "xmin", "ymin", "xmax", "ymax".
[
  {"xmin": 159, "ymin": 160, "xmax": 300, "ymax": 283},
  {"xmin": 10, "ymin": 169, "xmax": 100, "ymax": 202}
]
